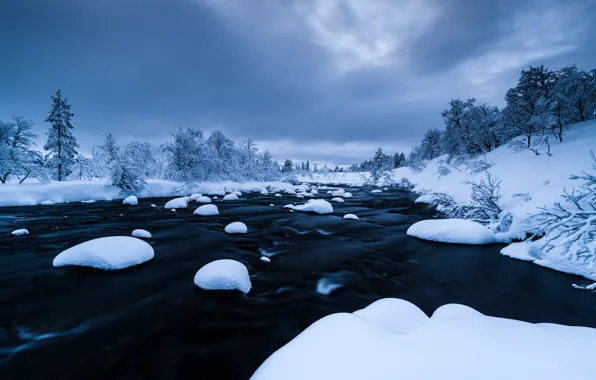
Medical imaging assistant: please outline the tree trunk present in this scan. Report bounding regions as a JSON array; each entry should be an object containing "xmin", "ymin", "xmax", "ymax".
[
  {"xmin": 57, "ymin": 125, "xmax": 63, "ymax": 181},
  {"xmin": 578, "ymin": 100, "xmax": 586, "ymax": 122},
  {"xmin": 19, "ymin": 169, "xmax": 31, "ymax": 184}
]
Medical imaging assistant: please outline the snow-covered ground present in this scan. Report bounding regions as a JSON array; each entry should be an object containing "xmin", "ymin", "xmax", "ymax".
[
  {"xmin": 0, "ymin": 179, "xmax": 297, "ymax": 207},
  {"xmin": 252, "ymin": 298, "xmax": 596, "ymax": 380}
]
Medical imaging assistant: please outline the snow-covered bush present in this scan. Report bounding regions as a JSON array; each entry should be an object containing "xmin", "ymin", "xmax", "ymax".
[
  {"xmin": 526, "ymin": 151, "xmax": 596, "ymax": 263},
  {"xmin": 464, "ymin": 157, "xmax": 495, "ymax": 174},
  {"xmin": 435, "ymin": 160, "xmax": 451, "ymax": 178}
]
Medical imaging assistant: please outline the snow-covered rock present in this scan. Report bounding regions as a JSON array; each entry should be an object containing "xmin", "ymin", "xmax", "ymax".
[
  {"xmin": 41, "ymin": 200, "xmax": 54, "ymax": 206},
  {"xmin": 53, "ymin": 236, "xmax": 154, "ymax": 270},
  {"xmin": 195, "ymin": 196, "xmax": 212, "ymax": 204},
  {"xmin": 293, "ymin": 199, "xmax": 333, "ymax": 214},
  {"xmin": 150, "ymin": 204, "xmax": 157, "ymax": 208},
  {"xmin": 123, "ymin": 196, "xmax": 138, "ymax": 205},
  {"xmin": 301, "ymin": 192, "xmax": 315, "ymax": 198},
  {"xmin": 105, "ymin": 197, "xmax": 113, "ymax": 201},
  {"xmin": 260, "ymin": 256, "xmax": 271, "ymax": 263},
  {"xmin": 194, "ymin": 204, "xmax": 219, "ymax": 216},
  {"xmin": 296, "ymin": 194, "xmax": 305, "ymax": 199},
  {"xmin": 415, "ymin": 194, "xmax": 435, "ymax": 204},
  {"xmin": 370, "ymin": 189, "xmax": 383, "ymax": 194},
  {"xmin": 285, "ymin": 189, "xmax": 297, "ymax": 195},
  {"xmin": 275, "ymin": 193, "xmax": 282, "ymax": 197},
  {"xmin": 232, "ymin": 191, "xmax": 242, "ymax": 196},
  {"xmin": 193, "ymin": 259, "xmax": 251, "ymax": 294},
  {"xmin": 11, "ymin": 229, "xmax": 29, "ymax": 236},
  {"xmin": 212, "ymin": 196, "xmax": 218, "ymax": 199},
  {"xmin": 164, "ymin": 197, "xmax": 188, "ymax": 209},
  {"xmin": 251, "ymin": 298, "xmax": 596, "ymax": 380},
  {"xmin": 132, "ymin": 229, "xmax": 152, "ymax": 239},
  {"xmin": 260, "ymin": 189, "xmax": 269, "ymax": 195},
  {"xmin": 188, "ymin": 193, "xmax": 202, "ymax": 201},
  {"xmin": 208, "ymin": 190, "xmax": 226, "ymax": 196},
  {"xmin": 311, "ymin": 189, "xmax": 319, "ymax": 195},
  {"xmin": 225, "ymin": 222, "xmax": 248, "ymax": 234},
  {"xmin": 343, "ymin": 192, "xmax": 353, "ymax": 198},
  {"xmin": 407, "ymin": 219, "xmax": 499, "ymax": 245},
  {"xmin": 81, "ymin": 199, "xmax": 96, "ymax": 204},
  {"xmin": 331, "ymin": 197, "xmax": 345, "ymax": 203},
  {"xmin": 223, "ymin": 194, "xmax": 239, "ymax": 201},
  {"xmin": 269, "ymin": 204, "xmax": 274, "ymax": 207},
  {"xmin": 343, "ymin": 214, "xmax": 359, "ymax": 220},
  {"xmin": 332, "ymin": 189, "xmax": 345, "ymax": 197}
]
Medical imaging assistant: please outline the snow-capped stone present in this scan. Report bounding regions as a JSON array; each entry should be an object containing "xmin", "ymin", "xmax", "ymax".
[
  {"xmin": 284, "ymin": 204, "xmax": 295, "ymax": 209},
  {"xmin": 123, "ymin": 196, "xmax": 138, "ymax": 205},
  {"xmin": 297, "ymin": 194, "xmax": 305, "ymax": 199},
  {"xmin": 331, "ymin": 197, "xmax": 345, "ymax": 203},
  {"xmin": 343, "ymin": 214, "xmax": 359, "ymax": 220},
  {"xmin": 353, "ymin": 298, "xmax": 429, "ymax": 335},
  {"xmin": 260, "ymin": 256, "xmax": 271, "ymax": 263},
  {"xmin": 41, "ymin": 200, "xmax": 54, "ymax": 206},
  {"xmin": 275, "ymin": 194, "xmax": 282, "ymax": 197},
  {"xmin": 196, "ymin": 196, "xmax": 212, "ymax": 204},
  {"xmin": 81, "ymin": 199, "xmax": 96, "ymax": 204},
  {"xmin": 188, "ymin": 193, "xmax": 202, "ymax": 201},
  {"xmin": 151, "ymin": 204, "xmax": 157, "ymax": 208},
  {"xmin": 415, "ymin": 195, "xmax": 435, "ymax": 204},
  {"xmin": 194, "ymin": 204, "xmax": 219, "ymax": 216},
  {"xmin": 223, "ymin": 194, "xmax": 239, "ymax": 201},
  {"xmin": 383, "ymin": 187, "xmax": 389, "ymax": 191},
  {"xmin": 11, "ymin": 229, "xmax": 29, "ymax": 236},
  {"xmin": 261, "ymin": 190, "xmax": 269, "ymax": 195},
  {"xmin": 132, "ymin": 229, "xmax": 152, "ymax": 239},
  {"xmin": 213, "ymin": 196, "xmax": 218, "ymax": 199},
  {"xmin": 105, "ymin": 197, "xmax": 113, "ymax": 201},
  {"xmin": 208, "ymin": 190, "xmax": 226, "ymax": 196},
  {"xmin": 285, "ymin": 189, "xmax": 297, "ymax": 195},
  {"xmin": 293, "ymin": 199, "xmax": 333, "ymax": 214},
  {"xmin": 53, "ymin": 236, "xmax": 154, "ymax": 270},
  {"xmin": 225, "ymin": 222, "xmax": 248, "ymax": 234},
  {"xmin": 332, "ymin": 189, "xmax": 345, "ymax": 197},
  {"xmin": 301, "ymin": 192, "xmax": 315, "ymax": 198},
  {"xmin": 311, "ymin": 189, "xmax": 319, "ymax": 195},
  {"xmin": 232, "ymin": 191, "xmax": 242, "ymax": 196},
  {"xmin": 407, "ymin": 219, "xmax": 499, "ymax": 245},
  {"xmin": 171, "ymin": 209, "xmax": 177, "ymax": 212},
  {"xmin": 343, "ymin": 192, "xmax": 353, "ymax": 198},
  {"xmin": 269, "ymin": 204, "xmax": 275, "ymax": 207},
  {"xmin": 327, "ymin": 190, "xmax": 333, "ymax": 194},
  {"xmin": 370, "ymin": 190, "xmax": 383, "ymax": 194},
  {"xmin": 193, "ymin": 259, "xmax": 251, "ymax": 294},
  {"xmin": 165, "ymin": 197, "xmax": 188, "ymax": 209}
]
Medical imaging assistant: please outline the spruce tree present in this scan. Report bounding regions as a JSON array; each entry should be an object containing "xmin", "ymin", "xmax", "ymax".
[{"xmin": 44, "ymin": 90, "xmax": 79, "ymax": 181}]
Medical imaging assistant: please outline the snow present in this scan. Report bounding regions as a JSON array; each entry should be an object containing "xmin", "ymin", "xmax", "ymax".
[
  {"xmin": 407, "ymin": 219, "xmax": 500, "ymax": 245},
  {"xmin": 332, "ymin": 189, "xmax": 345, "ymax": 197},
  {"xmin": 331, "ymin": 197, "xmax": 345, "ymax": 203},
  {"xmin": 275, "ymin": 193, "xmax": 282, "ymax": 197},
  {"xmin": 225, "ymin": 222, "xmax": 248, "ymax": 234},
  {"xmin": 292, "ymin": 199, "xmax": 334, "ymax": 215},
  {"xmin": 194, "ymin": 204, "xmax": 219, "ymax": 216},
  {"xmin": 105, "ymin": 197, "xmax": 113, "ymax": 201},
  {"xmin": 414, "ymin": 194, "xmax": 435, "ymax": 204},
  {"xmin": 81, "ymin": 199, "xmax": 96, "ymax": 204},
  {"xmin": 343, "ymin": 192, "xmax": 353, "ymax": 198},
  {"xmin": 343, "ymin": 214, "xmax": 359, "ymax": 220},
  {"xmin": 223, "ymin": 194, "xmax": 239, "ymax": 201},
  {"xmin": 296, "ymin": 194, "xmax": 304, "ymax": 199},
  {"xmin": 370, "ymin": 189, "xmax": 382, "ymax": 194},
  {"xmin": 260, "ymin": 189, "xmax": 269, "ymax": 195},
  {"xmin": 193, "ymin": 259, "xmax": 251, "ymax": 294},
  {"xmin": 53, "ymin": 236, "xmax": 154, "ymax": 270},
  {"xmin": 251, "ymin": 298, "xmax": 596, "ymax": 380},
  {"xmin": 164, "ymin": 197, "xmax": 188, "ymax": 209},
  {"xmin": 208, "ymin": 190, "xmax": 226, "ymax": 196},
  {"xmin": 285, "ymin": 189, "xmax": 297, "ymax": 195},
  {"xmin": 41, "ymin": 200, "xmax": 54, "ymax": 206},
  {"xmin": 11, "ymin": 229, "xmax": 29, "ymax": 236},
  {"xmin": 132, "ymin": 229, "xmax": 152, "ymax": 239},
  {"xmin": 123, "ymin": 196, "xmax": 138, "ymax": 205},
  {"xmin": 269, "ymin": 204, "xmax": 274, "ymax": 207},
  {"xmin": 195, "ymin": 196, "xmax": 212, "ymax": 204},
  {"xmin": 260, "ymin": 256, "xmax": 271, "ymax": 263}
]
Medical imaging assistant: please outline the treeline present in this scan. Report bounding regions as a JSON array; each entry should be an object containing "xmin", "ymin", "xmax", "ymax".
[{"xmin": 407, "ymin": 65, "xmax": 596, "ymax": 169}]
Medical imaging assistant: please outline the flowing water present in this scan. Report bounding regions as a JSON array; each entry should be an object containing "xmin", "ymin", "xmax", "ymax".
[{"xmin": 1, "ymin": 188, "xmax": 595, "ymax": 379}]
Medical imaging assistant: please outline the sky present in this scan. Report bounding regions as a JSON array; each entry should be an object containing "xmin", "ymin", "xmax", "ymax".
[{"xmin": 1, "ymin": 0, "xmax": 595, "ymax": 166}]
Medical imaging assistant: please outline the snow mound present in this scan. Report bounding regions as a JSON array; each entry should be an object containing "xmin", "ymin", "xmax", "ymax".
[
  {"xmin": 311, "ymin": 189, "xmax": 319, "ymax": 195},
  {"xmin": 332, "ymin": 189, "xmax": 345, "ymax": 197},
  {"xmin": 81, "ymin": 199, "xmax": 96, "ymax": 204},
  {"xmin": 164, "ymin": 197, "xmax": 188, "ymax": 209},
  {"xmin": 269, "ymin": 204, "xmax": 274, "ymax": 207},
  {"xmin": 407, "ymin": 219, "xmax": 499, "ymax": 245},
  {"xmin": 285, "ymin": 189, "xmax": 297, "ymax": 195},
  {"xmin": 331, "ymin": 197, "xmax": 345, "ymax": 203},
  {"xmin": 296, "ymin": 194, "xmax": 305, "ymax": 199},
  {"xmin": 275, "ymin": 193, "xmax": 282, "ymax": 197},
  {"xmin": 343, "ymin": 214, "xmax": 359, "ymax": 220},
  {"xmin": 123, "ymin": 196, "xmax": 138, "ymax": 205},
  {"xmin": 232, "ymin": 191, "xmax": 242, "ymax": 196},
  {"xmin": 370, "ymin": 189, "xmax": 382, "ymax": 194},
  {"xmin": 188, "ymin": 193, "xmax": 202, "ymax": 201},
  {"xmin": 301, "ymin": 192, "xmax": 315, "ymax": 198},
  {"xmin": 12, "ymin": 229, "xmax": 29, "ymax": 236},
  {"xmin": 223, "ymin": 194, "xmax": 239, "ymax": 201},
  {"xmin": 132, "ymin": 229, "xmax": 152, "ymax": 239},
  {"xmin": 208, "ymin": 190, "xmax": 226, "ymax": 196},
  {"xmin": 293, "ymin": 199, "xmax": 333, "ymax": 214},
  {"xmin": 53, "ymin": 236, "xmax": 154, "ymax": 270},
  {"xmin": 343, "ymin": 192, "xmax": 353, "ymax": 198},
  {"xmin": 195, "ymin": 196, "xmax": 212, "ymax": 203},
  {"xmin": 251, "ymin": 298, "xmax": 596, "ymax": 380},
  {"xmin": 105, "ymin": 197, "xmax": 113, "ymax": 201},
  {"xmin": 260, "ymin": 190, "xmax": 269, "ymax": 195},
  {"xmin": 193, "ymin": 259, "xmax": 251, "ymax": 294},
  {"xmin": 260, "ymin": 256, "xmax": 271, "ymax": 263},
  {"xmin": 225, "ymin": 222, "xmax": 248, "ymax": 234},
  {"xmin": 194, "ymin": 204, "xmax": 219, "ymax": 216},
  {"xmin": 41, "ymin": 200, "xmax": 54, "ymax": 206}
]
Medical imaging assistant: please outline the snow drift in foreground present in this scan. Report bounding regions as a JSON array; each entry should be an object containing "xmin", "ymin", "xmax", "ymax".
[
  {"xmin": 53, "ymin": 236, "xmax": 154, "ymax": 270},
  {"xmin": 407, "ymin": 219, "xmax": 500, "ymax": 245},
  {"xmin": 194, "ymin": 259, "xmax": 251, "ymax": 294},
  {"xmin": 251, "ymin": 298, "xmax": 596, "ymax": 380}
]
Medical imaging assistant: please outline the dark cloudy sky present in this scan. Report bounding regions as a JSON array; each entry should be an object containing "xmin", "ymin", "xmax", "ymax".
[{"xmin": 1, "ymin": 0, "xmax": 595, "ymax": 166}]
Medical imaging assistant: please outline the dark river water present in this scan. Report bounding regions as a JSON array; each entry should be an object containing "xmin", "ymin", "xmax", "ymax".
[{"xmin": 1, "ymin": 187, "xmax": 595, "ymax": 380}]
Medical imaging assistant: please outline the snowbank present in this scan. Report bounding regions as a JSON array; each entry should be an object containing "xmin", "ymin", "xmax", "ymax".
[
  {"xmin": 53, "ymin": 236, "xmax": 154, "ymax": 270},
  {"xmin": 193, "ymin": 259, "xmax": 251, "ymax": 294},
  {"xmin": 293, "ymin": 199, "xmax": 334, "ymax": 215},
  {"xmin": 132, "ymin": 229, "xmax": 152, "ymax": 239},
  {"xmin": 251, "ymin": 298, "xmax": 596, "ymax": 380},
  {"xmin": 164, "ymin": 197, "xmax": 188, "ymax": 209},
  {"xmin": 407, "ymin": 219, "xmax": 500, "ymax": 245},
  {"xmin": 225, "ymin": 222, "xmax": 248, "ymax": 234},
  {"xmin": 194, "ymin": 204, "xmax": 219, "ymax": 216}
]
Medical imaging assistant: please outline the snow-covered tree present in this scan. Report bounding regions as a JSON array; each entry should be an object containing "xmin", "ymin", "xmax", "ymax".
[
  {"xmin": 441, "ymin": 98, "xmax": 477, "ymax": 158},
  {"xmin": 44, "ymin": 90, "xmax": 79, "ymax": 181},
  {"xmin": 418, "ymin": 129, "xmax": 445, "ymax": 160},
  {"xmin": 282, "ymin": 159, "xmax": 294, "ymax": 173},
  {"xmin": 0, "ymin": 117, "xmax": 48, "ymax": 184},
  {"xmin": 370, "ymin": 147, "xmax": 393, "ymax": 183},
  {"xmin": 69, "ymin": 154, "xmax": 93, "ymax": 181},
  {"xmin": 124, "ymin": 141, "xmax": 157, "ymax": 178},
  {"xmin": 162, "ymin": 128, "xmax": 206, "ymax": 181}
]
